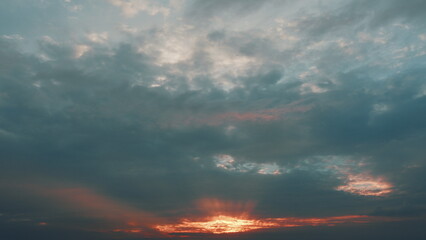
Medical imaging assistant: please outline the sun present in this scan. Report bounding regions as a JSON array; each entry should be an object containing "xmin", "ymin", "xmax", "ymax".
[{"xmin": 155, "ymin": 215, "xmax": 277, "ymax": 234}]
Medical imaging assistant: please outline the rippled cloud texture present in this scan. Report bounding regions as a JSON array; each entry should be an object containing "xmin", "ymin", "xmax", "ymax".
[{"xmin": 1, "ymin": 0, "xmax": 426, "ymax": 239}]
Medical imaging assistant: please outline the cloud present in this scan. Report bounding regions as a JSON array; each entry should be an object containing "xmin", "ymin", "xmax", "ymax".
[
  {"xmin": 109, "ymin": 0, "xmax": 170, "ymax": 17},
  {"xmin": 86, "ymin": 32, "xmax": 109, "ymax": 44},
  {"xmin": 185, "ymin": 0, "xmax": 267, "ymax": 20},
  {"xmin": 155, "ymin": 214, "xmax": 401, "ymax": 236},
  {"xmin": 336, "ymin": 173, "xmax": 393, "ymax": 197},
  {"xmin": 2, "ymin": 1, "xmax": 426, "ymax": 239},
  {"xmin": 1, "ymin": 34, "xmax": 24, "ymax": 41},
  {"xmin": 213, "ymin": 154, "xmax": 283, "ymax": 175},
  {"xmin": 73, "ymin": 44, "xmax": 90, "ymax": 58}
]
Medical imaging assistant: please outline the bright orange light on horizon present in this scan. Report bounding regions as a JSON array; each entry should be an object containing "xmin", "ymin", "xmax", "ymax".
[
  {"xmin": 152, "ymin": 198, "xmax": 399, "ymax": 236},
  {"xmin": 154, "ymin": 214, "xmax": 397, "ymax": 235},
  {"xmin": 156, "ymin": 215, "xmax": 276, "ymax": 234}
]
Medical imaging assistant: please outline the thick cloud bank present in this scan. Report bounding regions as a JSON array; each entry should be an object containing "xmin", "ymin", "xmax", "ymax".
[{"xmin": 1, "ymin": 0, "xmax": 426, "ymax": 239}]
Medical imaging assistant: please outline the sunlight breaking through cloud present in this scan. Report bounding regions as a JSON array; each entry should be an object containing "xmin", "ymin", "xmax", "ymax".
[{"xmin": 154, "ymin": 214, "xmax": 399, "ymax": 236}]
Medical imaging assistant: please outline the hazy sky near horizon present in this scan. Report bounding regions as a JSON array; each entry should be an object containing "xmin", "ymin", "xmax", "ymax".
[{"xmin": 1, "ymin": 0, "xmax": 426, "ymax": 239}]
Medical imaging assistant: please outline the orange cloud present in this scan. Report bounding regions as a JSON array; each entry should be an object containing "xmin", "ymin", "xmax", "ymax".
[
  {"xmin": 336, "ymin": 173, "xmax": 393, "ymax": 196},
  {"xmin": 152, "ymin": 199, "xmax": 401, "ymax": 236},
  {"xmin": 154, "ymin": 214, "xmax": 399, "ymax": 236},
  {"xmin": 2, "ymin": 182, "xmax": 400, "ymax": 238},
  {"xmin": 320, "ymin": 156, "xmax": 394, "ymax": 197},
  {"xmin": 155, "ymin": 215, "xmax": 275, "ymax": 234}
]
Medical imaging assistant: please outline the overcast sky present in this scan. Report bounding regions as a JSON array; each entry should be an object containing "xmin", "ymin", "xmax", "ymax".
[{"xmin": 1, "ymin": 0, "xmax": 426, "ymax": 239}]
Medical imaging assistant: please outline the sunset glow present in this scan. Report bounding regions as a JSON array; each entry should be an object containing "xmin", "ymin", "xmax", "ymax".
[
  {"xmin": 154, "ymin": 215, "xmax": 396, "ymax": 235},
  {"xmin": 337, "ymin": 174, "xmax": 393, "ymax": 196},
  {"xmin": 155, "ymin": 215, "xmax": 275, "ymax": 234},
  {"xmin": 2, "ymin": 0, "xmax": 426, "ymax": 239}
]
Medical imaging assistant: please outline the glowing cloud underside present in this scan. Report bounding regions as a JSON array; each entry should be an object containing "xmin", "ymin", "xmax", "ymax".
[
  {"xmin": 154, "ymin": 215, "xmax": 396, "ymax": 235},
  {"xmin": 156, "ymin": 216, "xmax": 274, "ymax": 234},
  {"xmin": 336, "ymin": 174, "xmax": 393, "ymax": 196}
]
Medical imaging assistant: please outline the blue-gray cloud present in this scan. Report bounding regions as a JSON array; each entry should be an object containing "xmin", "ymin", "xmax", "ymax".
[{"xmin": 1, "ymin": 1, "xmax": 426, "ymax": 239}]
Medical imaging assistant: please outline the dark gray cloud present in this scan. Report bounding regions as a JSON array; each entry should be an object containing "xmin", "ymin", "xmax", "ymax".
[{"xmin": 1, "ymin": 0, "xmax": 426, "ymax": 239}]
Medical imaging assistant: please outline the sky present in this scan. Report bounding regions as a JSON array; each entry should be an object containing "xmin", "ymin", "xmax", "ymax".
[{"xmin": 1, "ymin": 0, "xmax": 426, "ymax": 239}]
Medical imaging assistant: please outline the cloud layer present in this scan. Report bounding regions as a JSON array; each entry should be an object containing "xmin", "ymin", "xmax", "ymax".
[{"xmin": 1, "ymin": 0, "xmax": 426, "ymax": 239}]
